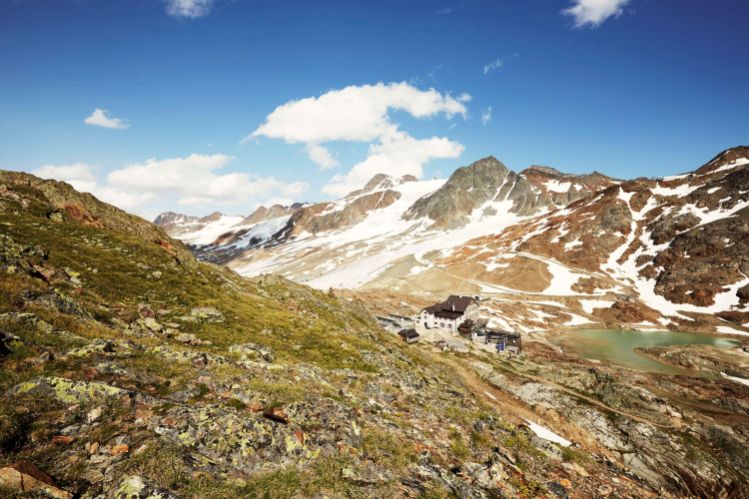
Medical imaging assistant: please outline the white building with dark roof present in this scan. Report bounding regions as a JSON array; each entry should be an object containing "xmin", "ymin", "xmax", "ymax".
[{"xmin": 419, "ymin": 295, "xmax": 480, "ymax": 332}]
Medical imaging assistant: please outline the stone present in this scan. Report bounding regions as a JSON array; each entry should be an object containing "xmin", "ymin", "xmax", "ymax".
[
  {"xmin": 175, "ymin": 332, "xmax": 206, "ymax": 345},
  {"xmin": 0, "ymin": 330, "xmax": 21, "ymax": 355},
  {"xmin": 229, "ymin": 342, "xmax": 275, "ymax": 363},
  {"xmin": 547, "ymin": 481, "xmax": 569, "ymax": 499},
  {"xmin": 263, "ymin": 406, "xmax": 289, "ymax": 424},
  {"xmin": 189, "ymin": 307, "xmax": 224, "ymax": 322},
  {"xmin": 143, "ymin": 317, "xmax": 163, "ymax": 333},
  {"xmin": 0, "ymin": 461, "xmax": 73, "ymax": 499},
  {"xmin": 87, "ymin": 406, "xmax": 104, "ymax": 423},
  {"xmin": 13, "ymin": 377, "xmax": 129, "ymax": 405},
  {"xmin": 111, "ymin": 444, "xmax": 130, "ymax": 456},
  {"xmin": 51, "ymin": 435, "xmax": 75, "ymax": 445},
  {"xmin": 114, "ymin": 475, "xmax": 180, "ymax": 499}
]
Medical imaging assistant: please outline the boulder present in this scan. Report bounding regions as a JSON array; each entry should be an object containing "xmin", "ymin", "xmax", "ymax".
[
  {"xmin": 113, "ymin": 475, "xmax": 180, "ymax": 499},
  {"xmin": 229, "ymin": 342, "xmax": 275, "ymax": 363},
  {"xmin": 0, "ymin": 461, "xmax": 72, "ymax": 499}
]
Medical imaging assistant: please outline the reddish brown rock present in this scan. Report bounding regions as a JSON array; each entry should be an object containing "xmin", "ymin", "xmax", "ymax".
[
  {"xmin": 110, "ymin": 444, "xmax": 129, "ymax": 456},
  {"xmin": 0, "ymin": 461, "xmax": 72, "ymax": 499}
]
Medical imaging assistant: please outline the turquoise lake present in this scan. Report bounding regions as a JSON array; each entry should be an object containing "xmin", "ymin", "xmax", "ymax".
[{"xmin": 551, "ymin": 329, "xmax": 741, "ymax": 373}]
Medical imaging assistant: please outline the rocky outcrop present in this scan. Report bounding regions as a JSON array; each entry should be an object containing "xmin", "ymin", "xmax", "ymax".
[
  {"xmin": 278, "ymin": 176, "xmax": 406, "ymax": 237},
  {"xmin": 403, "ymin": 156, "xmax": 550, "ymax": 228},
  {"xmin": 521, "ymin": 165, "xmax": 619, "ymax": 206},
  {"xmin": 239, "ymin": 203, "xmax": 304, "ymax": 226}
]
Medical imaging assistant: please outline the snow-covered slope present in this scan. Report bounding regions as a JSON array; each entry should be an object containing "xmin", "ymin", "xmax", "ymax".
[
  {"xmin": 226, "ymin": 157, "xmax": 607, "ymax": 289},
  {"xmin": 435, "ymin": 147, "xmax": 749, "ymax": 333},
  {"xmin": 162, "ymin": 146, "xmax": 749, "ymax": 335}
]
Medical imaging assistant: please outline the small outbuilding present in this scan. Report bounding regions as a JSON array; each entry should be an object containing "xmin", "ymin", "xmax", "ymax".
[
  {"xmin": 398, "ymin": 328, "xmax": 421, "ymax": 344},
  {"xmin": 484, "ymin": 330, "xmax": 522, "ymax": 354}
]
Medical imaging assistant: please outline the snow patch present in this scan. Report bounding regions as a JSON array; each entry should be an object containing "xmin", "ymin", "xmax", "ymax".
[
  {"xmin": 524, "ymin": 419, "xmax": 571, "ymax": 447},
  {"xmin": 579, "ymin": 299, "xmax": 613, "ymax": 314}
]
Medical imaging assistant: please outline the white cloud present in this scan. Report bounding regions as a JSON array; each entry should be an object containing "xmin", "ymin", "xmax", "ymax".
[
  {"xmin": 32, "ymin": 153, "xmax": 307, "ymax": 216},
  {"xmin": 305, "ymin": 143, "xmax": 340, "ymax": 170},
  {"xmin": 249, "ymin": 82, "xmax": 467, "ymax": 144},
  {"xmin": 481, "ymin": 107, "xmax": 492, "ymax": 126},
  {"xmin": 435, "ymin": 7, "xmax": 454, "ymax": 15},
  {"xmin": 165, "ymin": 0, "xmax": 215, "ymax": 19},
  {"xmin": 483, "ymin": 59, "xmax": 504, "ymax": 75},
  {"xmin": 322, "ymin": 129, "xmax": 463, "ymax": 197},
  {"xmin": 563, "ymin": 0, "xmax": 630, "ymax": 28},
  {"xmin": 107, "ymin": 153, "xmax": 307, "ymax": 207},
  {"xmin": 33, "ymin": 163, "xmax": 98, "ymax": 192},
  {"xmin": 250, "ymin": 82, "xmax": 469, "ymax": 196},
  {"xmin": 84, "ymin": 108, "xmax": 129, "ymax": 129},
  {"xmin": 95, "ymin": 187, "xmax": 158, "ymax": 212}
]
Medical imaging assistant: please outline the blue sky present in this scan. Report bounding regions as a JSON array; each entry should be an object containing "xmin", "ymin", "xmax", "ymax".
[{"xmin": 1, "ymin": 0, "xmax": 748, "ymax": 218}]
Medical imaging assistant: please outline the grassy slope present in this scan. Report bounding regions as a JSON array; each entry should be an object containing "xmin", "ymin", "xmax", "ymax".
[{"xmin": 0, "ymin": 171, "xmax": 585, "ymax": 498}]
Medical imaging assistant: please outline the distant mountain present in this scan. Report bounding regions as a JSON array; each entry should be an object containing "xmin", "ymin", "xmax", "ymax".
[
  {"xmin": 156, "ymin": 147, "xmax": 749, "ymax": 334},
  {"xmin": 403, "ymin": 156, "xmax": 549, "ymax": 228},
  {"xmin": 520, "ymin": 164, "xmax": 619, "ymax": 206},
  {"xmin": 428, "ymin": 146, "xmax": 749, "ymax": 332},
  {"xmin": 153, "ymin": 210, "xmax": 244, "ymax": 246}
]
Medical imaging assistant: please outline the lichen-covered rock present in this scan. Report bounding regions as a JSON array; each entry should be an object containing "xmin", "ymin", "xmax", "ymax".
[
  {"xmin": 229, "ymin": 342, "xmax": 275, "ymax": 363},
  {"xmin": 13, "ymin": 377, "xmax": 128, "ymax": 405},
  {"xmin": 189, "ymin": 307, "xmax": 224, "ymax": 322},
  {"xmin": 149, "ymin": 398, "xmax": 361, "ymax": 475},
  {"xmin": 148, "ymin": 345, "xmax": 228, "ymax": 367},
  {"xmin": 67, "ymin": 338, "xmax": 140, "ymax": 358},
  {"xmin": 113, "ymin": 475, "xmax": 181, "ymax": 499}
]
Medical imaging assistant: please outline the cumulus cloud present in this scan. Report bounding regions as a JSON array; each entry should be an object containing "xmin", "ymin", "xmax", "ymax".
[
  {"xmin": 84, "ymin": 108, "xmax": 129, "ymax": 129},
  {"xmin": 95, "ymin": 187, "xmax": 158, "ymax": 212},
  {"xmin": 107, "ymin": 153, "xmax": 307, "ymax": 207},
  {"xmin": 249, "ymin": 82, "xmax": 469, "ymax": 195},
  {"xmin": 563, "ymin": 0, "xmax": 630, "ymax": 28},
  {"xmin": 33, "ymin": 163, "xmax": 98, "ymax": 192},
  {"xmin": 305, "ymin": 143, "xmax": 340, "ymax": 170},
  {"xmin": 32, "ymin": 154, "xmax": 306, "ymax": 216},
  {"xmin": 483, "ymin": 59, "xmax": 504, "ymax": 75},
  {"xmin": 250, "ymin": 82, "xmax": 467, "ymax": 144},
  {"xmin": 481, "ymin": 107, "xmax": 492, "ymax": 126},
  {"xmin": 322, "ymin": 129, "xmax": 463, "ymax": 197},
  {"xmin": 165, "ymin": 0, "xmax": 215, "ymax": 18}
]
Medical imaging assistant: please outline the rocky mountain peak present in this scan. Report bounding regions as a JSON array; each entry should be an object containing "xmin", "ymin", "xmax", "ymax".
[
  {"xmin": 521, "ymin": 165, "xmax": 564, "ymax": 177},
  {"xmin": 348, "ymin": 173, "xmax": 419, "ymax": 199},
  {"xmin": 695, "ymin": 145, "xmax": 749, "ymax": 176},
  {"xmin": 154, "ymin": 211, "xmax": 196, "ymax": 226},
  {"xmin": 240, "ymin": 204, "xmax": 302, "ymax": 226},
  {"xmin": 402, "ymin": 156, "xmax": 547, "ymax": 228},
  {"xmin": 362, "ymin": 174, "xmax": 395, "ymax": 193}
]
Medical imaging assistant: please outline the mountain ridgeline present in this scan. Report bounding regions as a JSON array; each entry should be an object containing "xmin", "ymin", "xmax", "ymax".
[
  {"xmin": 155, "ymin": 147, "xmax": 749, "ymax": 335},
  {"xmin": 2, "ymin": 158, "xmax": 749, "ymax": 497}
]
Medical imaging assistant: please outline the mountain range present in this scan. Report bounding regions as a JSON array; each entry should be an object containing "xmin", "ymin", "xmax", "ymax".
[
  {"xmin": 157, "ymin": 146, "xmax": 749, "ymax": 336},
  {"xmin": 1, "ymin": 161, "xmax": 748, "ymax": 497}
]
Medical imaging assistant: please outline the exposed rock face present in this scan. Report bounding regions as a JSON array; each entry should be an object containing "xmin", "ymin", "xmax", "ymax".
[
  {"xmin": 278, "ymin": 175, "xmax": 408, "ymax": 238},
  {"xmin": 345, "ymin": 173, "xmax": 417, "ymax": 199},
  {"xmin": 521, "ymin": 165, "xmax": 620, "ymax": 206},
  {"xmin": 154, "ymin": 211, "xmax": 224, "ymax": 238},
  {"xmin": 434, "ymin": 146, "xmax": 749, "ymax": 327},
  {"xmin": 0, "ymin": 461, "xmax": 73, "ymax": 499},
  {"xmin": 239, "ymin": 203, "xmax": 304, "ymax": 226},
  {"xmin": 403, "ymin": 156, "xmax": 549, "ymax": 228}
]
